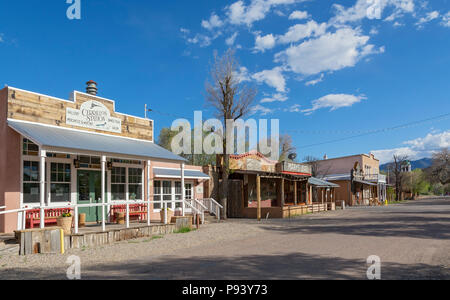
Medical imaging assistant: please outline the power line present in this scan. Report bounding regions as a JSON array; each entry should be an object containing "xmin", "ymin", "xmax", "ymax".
[{"xmin": 295, "ymin": 112, "xmax": 450, "ymax": 149}]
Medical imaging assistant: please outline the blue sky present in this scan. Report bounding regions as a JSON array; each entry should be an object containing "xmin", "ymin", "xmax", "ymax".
[{"xmin": 0, "ymin": 0, "xmax": 449, "ymax": 163}]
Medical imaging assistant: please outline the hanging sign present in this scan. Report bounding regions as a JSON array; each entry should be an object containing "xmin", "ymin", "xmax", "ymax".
[{"xmin": 66, "ymin": 100, "xmax": 122, "ymax": 133}]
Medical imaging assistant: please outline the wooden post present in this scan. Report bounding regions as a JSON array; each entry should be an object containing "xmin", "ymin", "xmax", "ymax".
[
  {"xmin": 147, "ymin": 160, "xmax": 151, "ymax": 226},
  {"xmin": 281, "ymin": 178, "xmax": 285, "ymax": 207},
  {"xmin": 256, "ymin": 175, "xmax": 261, "ymax": 221},
  {"xmin": 309, "ymin": 185, "xmax": 313, "ymax": 204},
  {"xmin": 101, "ymin": 155, "xmax": 106, "ymax": 232},
  {"xmin": 294, "ymin": 181, "xmax": 297, "ymax": 206},
  {"xmin": 181, "ymin": 163, "xmax": 185, "ymax": 217},
  {"xmin": 39, "ymin": 149, "xmax": 46, "ymax": 229},
  {"xmin": 305, "ymin": 182, "xmax": 309, "ymax": 205}
]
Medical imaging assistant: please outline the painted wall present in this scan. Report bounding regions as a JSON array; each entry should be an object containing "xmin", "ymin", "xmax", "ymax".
[
  {"xmin": 314, "ymin": 154, "xmax": 380, "ymax": 177},
  {"xmin": 0, "ymin": 87, "xmax": 22, "ymax": 233}
]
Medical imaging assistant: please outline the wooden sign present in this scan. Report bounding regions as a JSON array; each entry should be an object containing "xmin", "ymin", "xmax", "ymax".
[{"xmin": 66, "ymin": 100, "xmax": 122, "ymax": 133}]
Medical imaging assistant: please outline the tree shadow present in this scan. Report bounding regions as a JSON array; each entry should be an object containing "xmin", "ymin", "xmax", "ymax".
[{"xmin": 1, "ymin": 252, "xmax": 448, "ymax": 280}]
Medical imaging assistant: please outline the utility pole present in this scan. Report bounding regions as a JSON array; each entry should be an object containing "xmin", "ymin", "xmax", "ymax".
[{"xmin": 144, "ymin": 104, "xmax": 152, "ymax": 119}]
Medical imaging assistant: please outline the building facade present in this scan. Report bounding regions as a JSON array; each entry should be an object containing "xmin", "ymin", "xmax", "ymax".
[
  {"xmin": 0, "ymin": 82, "xmax": 209, "ymax": 233},
  {"xmin": 312, "ymin": 153, "xmax": 387, "ymax": 206},
  {"xmin": 204, "ymin": 151, "xmax": 339, "ymax": 219}
]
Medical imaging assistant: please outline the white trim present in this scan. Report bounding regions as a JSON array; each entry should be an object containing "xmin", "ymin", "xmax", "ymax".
[{"xmin": 153, "ymin": 175, "xmax": 208, "ymax": 180}]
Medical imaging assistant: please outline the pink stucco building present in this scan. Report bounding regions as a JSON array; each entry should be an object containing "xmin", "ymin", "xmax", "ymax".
[{"xmin": 0, "ymin": 82, "xmax": 209, "ymax": 233}]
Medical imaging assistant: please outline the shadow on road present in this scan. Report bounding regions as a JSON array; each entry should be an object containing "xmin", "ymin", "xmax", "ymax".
[{"xmin": 1, "ymin": 251, "xmax": 448, "ymax": 280}]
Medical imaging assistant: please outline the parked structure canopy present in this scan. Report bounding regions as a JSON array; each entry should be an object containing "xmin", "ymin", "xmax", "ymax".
[{"xmin": 8, "ymin": 119, "xmax": 186, "ymax": 163}]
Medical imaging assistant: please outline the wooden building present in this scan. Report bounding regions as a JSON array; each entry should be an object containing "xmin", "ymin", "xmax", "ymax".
[{"xmin": 205, "ymin": 151, "xmax": 339, "ymax": 219}]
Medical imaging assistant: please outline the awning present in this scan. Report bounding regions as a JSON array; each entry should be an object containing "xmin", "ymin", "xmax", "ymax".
[
  {"xmin": 354, "ymin": 179, "xmax": 377, "ymax": 186},
  {"xmin": 8, "ymin": 119, "xmax": 187, "ymax": 163},
  {"xmin": 153, "ymin": 168, "xmax": 210, "ymax": 180},
  {"xmin": 308, "ymin": 177, "xmax": 340, "ymax": 188}
]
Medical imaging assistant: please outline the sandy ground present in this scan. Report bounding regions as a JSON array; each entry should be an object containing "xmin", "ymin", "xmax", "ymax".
[{"xmin": 0, "ymin": 197, "xmax": 449, "ymax": 280}]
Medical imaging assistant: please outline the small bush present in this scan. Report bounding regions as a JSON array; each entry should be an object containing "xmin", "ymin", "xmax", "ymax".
[{"xmin": 174, "ymin": 227, "xmax": 193, "ymax": 234}]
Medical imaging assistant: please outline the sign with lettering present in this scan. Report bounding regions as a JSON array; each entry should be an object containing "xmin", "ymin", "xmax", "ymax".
[
  {"xmin": 276, "ymin": 161, "xmax": 312, "ymax": 175},
  {"xmin": 66, "ymin": 100, "xmax": 122, "ymax": 133}
]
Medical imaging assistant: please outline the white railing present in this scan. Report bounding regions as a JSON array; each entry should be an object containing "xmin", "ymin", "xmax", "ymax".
[
  {"xmin": 0, "ymin": 206, "xmax": 5, "ymax": 210},
  {"xmin": 198, "ymin": 198, "xmax": 223, "ymax": 221},
  {"xmin": 0, "ymin": 199, "xmax": 199, "ymax": 235}
]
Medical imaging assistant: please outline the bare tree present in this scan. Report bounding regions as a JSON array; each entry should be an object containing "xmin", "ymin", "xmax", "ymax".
[
  {"xmin": 205, "ymin": 49, "xmax": 257, "ymax": 218},
  {"xmin": 279, "ymin": 134, "xmax": 296, "ymax": 162},
  {"xmin": 388, "ymin": 155, "xmax": 409, "ymax": 201},
  {"xmin": 430, "ymin": 148, "xmax": 450, "ymax": 185},
  {"xmin": 303, "ymin": 156, "xmax": 321, "ymax": 177}
]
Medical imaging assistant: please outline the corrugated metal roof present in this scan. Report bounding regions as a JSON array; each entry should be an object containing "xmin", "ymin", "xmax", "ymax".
[
  {"xmin": 153, "ymin": 168, "xmax": 210, "ymax": 179},
  {"xmin": 308, "ymin": 177, "xmax": 340, "ymax": 188},
  {"xmin": 8, "ymin": 120, "xmax": 187, "ymax": 163},
  {"xmin": 354, "ymin": 179, "xmax": 377, "ymax": 186}
]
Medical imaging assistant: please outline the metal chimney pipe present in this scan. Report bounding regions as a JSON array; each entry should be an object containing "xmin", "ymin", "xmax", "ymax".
[{"xmin": 86, "ymin": 80, "xmax": 98, "ymax": 96}]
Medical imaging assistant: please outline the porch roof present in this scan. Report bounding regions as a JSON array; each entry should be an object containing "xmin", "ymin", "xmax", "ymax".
[
  {"xmin": 153, "ymin": 168, "xmax": 210, "ymax": 179},
  {"xmin": 8, "ymin": 119, "xmax": 187, "ymax": 163},
  {"xmin": 308, "ymin": 177, "xmax": 340, "ymax": 188}
]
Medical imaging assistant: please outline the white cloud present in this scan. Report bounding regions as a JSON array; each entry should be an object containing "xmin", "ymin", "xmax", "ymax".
[
  {"xmin": 275, "ymin": 28, "xmax": 383, "ymax": 76},
  {"xmin": 252, "ymin": 66, "xmax": 286, "ymax": 92},
  {"xmin": 330, "ymin": 0, "xmax": 415, "ymax": 24},
  {"xmin": 260, "ymin": 93, "xmax": 288, "ymax": 103},
  {"xmin": 254, "ymin": 33, "xmax": 276, "ymax": 52},
  {"xmin": 443, "ymin": 12, "xmax": 450, "ymax": 27},
  {"xmin": 251, "ymin": 104, "xmax": 275, "ymax": 115},
  {"xmin": 227, "ymin": 0, "xmax": 301, "ymax": 26},
  {"xmin": 305, "ymin": 73, "xmax": 324, "ymax": 86},
  {"xmin": 416, "ymin": 11, "xmax": 440, "ymax": 27},
  {"xmin": 372, "ymin": 131, "xmax": 450, "ymax": 164},
  {"xmin": 301, "ymin": 93, "xmax": 367, "ymax": 115},
  {"xmin": 278, "ymin": 20, "xmax": 327, "ymax": 44},
  {"xmin": 287, "ymin": 104, "xmax": 302, "ymax": 112},
  {"xmin": 201, "ymin": 13, "xmax": 224, "ymax": 30},
  {"xmin": 226, "ymin": 32, "xmax": 239, "ymax": 46},
  {"xmin": 234, "ymin": 66, "xmax": 251, "ymax": 83},
  {"xmin": 289, "ymin": 10, "xmax": 309, "ymax": 20}
]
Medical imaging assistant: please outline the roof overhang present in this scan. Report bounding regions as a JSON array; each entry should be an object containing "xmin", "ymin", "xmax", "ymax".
[
  {"xmin": 153, "ymin": 168, "xmax": 210, "ymax": 180},
  {"xmin": 8, "ymin": 119, "xmax": 187, "ymax": 163}
]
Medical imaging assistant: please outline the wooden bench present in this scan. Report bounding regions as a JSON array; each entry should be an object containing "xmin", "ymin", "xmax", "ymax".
[
  {"xmin": 26, "ymin": 208, "xmax": 72, "ymax": 229},
  {"xmin": 111, "ymin": 204, "xmax": 148, "ymax": 223}
]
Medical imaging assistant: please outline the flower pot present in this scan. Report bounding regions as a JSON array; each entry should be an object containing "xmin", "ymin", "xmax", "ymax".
[
  {"xmin": 115, "ymin": 212, "xmax": 125, "ymax": 225},
  {"xmin": 78, "ymin": 213, "xmax": 86, "ymax": 228},
  {"xmin": 57, "ymin": 216, "xmax": 73, "ymax": 235},
  {"xmin": 160, "ymin": 209, "xmax": 174, "ymax": 223}
]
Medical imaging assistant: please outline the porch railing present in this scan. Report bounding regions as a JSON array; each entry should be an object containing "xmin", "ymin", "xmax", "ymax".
[
  {"xmin": 0, "ymin": 199, "xmax": 202, "ymax": 235},
  {"xmin": 198, "ymin": 198, "xmax": 223, "ymax": 221}
]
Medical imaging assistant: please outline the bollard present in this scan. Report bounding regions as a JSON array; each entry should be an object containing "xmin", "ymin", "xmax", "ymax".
[{"xmin": 342, "ymin": 201, "xmax": 346, "ymax": 210}]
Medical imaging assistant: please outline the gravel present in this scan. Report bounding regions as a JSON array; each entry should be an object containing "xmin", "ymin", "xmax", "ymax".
[{"xmin": 1, "ymin": 197, "xmax": 449, "ymax": 280}]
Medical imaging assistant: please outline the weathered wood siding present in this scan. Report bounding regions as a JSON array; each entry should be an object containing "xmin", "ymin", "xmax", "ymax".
[{"xmin": 7, "ymin": 88, "xmax": 154, "ymax": 141}]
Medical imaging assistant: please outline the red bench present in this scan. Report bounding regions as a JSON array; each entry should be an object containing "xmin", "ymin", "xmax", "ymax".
[
  {"xmin": 26, "ymin": 208, "xmax": 73, "ymax": 229},
  {"xmin": 110, "ymin": 204, "xmax": 148, "ymax": 223}
]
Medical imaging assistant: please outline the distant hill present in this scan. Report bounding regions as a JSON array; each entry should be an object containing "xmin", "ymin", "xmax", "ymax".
[{"xmin": 380, "ymin": 158, "xmax": 432, "ymax": 171}]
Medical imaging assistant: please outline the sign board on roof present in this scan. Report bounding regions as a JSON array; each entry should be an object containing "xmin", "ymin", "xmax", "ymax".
[{"xmin": 66, "ymin": 100, "xmax": 122, "ymax": 133}]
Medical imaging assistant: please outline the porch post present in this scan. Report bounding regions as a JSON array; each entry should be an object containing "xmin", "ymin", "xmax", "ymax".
[
  {"xmin": 309, "ymin": 185, "xmax": 313, "ymax": 205},
  {"xmin": 294, "ymin": 181, "xmax": 297, "ymax": 206},
  {"xmin": 281, "ymin": 178, "xmax": 285, "ymax": 207},
  {"xmin": 147, "ymin": 160, "xmax": 151, "ymax": 226},
  {"xmin": 256, "ymin": 174, "xmax": 261, "ymax": 221},
  {"xmin": 305, "ymin": 182, "xmax": 309, "ymax": 205},
  {"xmin": 322, "ymin": 189, "xmax": 324, "ymax": 204},
  {"xmin": 101, "ymin": 155, "xmax": 106, "ymax": 232},
  {"xmin": 39, "ymin": 149, "xmax": 46, "ymax": 229},
  {"xmin": 181, "ymin": 163, "xmax": 185, "ymax": 216}
]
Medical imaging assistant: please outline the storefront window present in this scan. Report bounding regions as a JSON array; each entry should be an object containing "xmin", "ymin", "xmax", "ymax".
[
  {"xmin": 23, "ymin": 139, "xmax": 39, "ymax": 156},
  {"xmin": 128, "ymin": 168, "xmax": 142, "ymax": 200},
  {"xmin": 154, "ymin": 181, "xmax": 162, "ymax": 209},
  {"xmin": 185, "ymin": 183, "xmax": 193, "ymax": 200},
  {"xmin": 23, "ymin": 161, "xmax": 40, "ymax": 203},
  {"xmin": 111, "ymin": 167, "xmax": 126, "ymax": 201},
  {"xmin": 163, "ymin": 181, "xmax": 172, "ymax": 208},
  {"xmin": 50, "ymin": 163, "xmax": 71, "ymax": 202},
  {"xmin": 175, "ymin": 182, "xmax": 182, "ymax": 208}
]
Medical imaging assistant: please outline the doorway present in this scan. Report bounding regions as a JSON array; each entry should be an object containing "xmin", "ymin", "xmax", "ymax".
[{"xmin": 77, "ymin": 170, "xmax": 106, "ymax": 223}]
